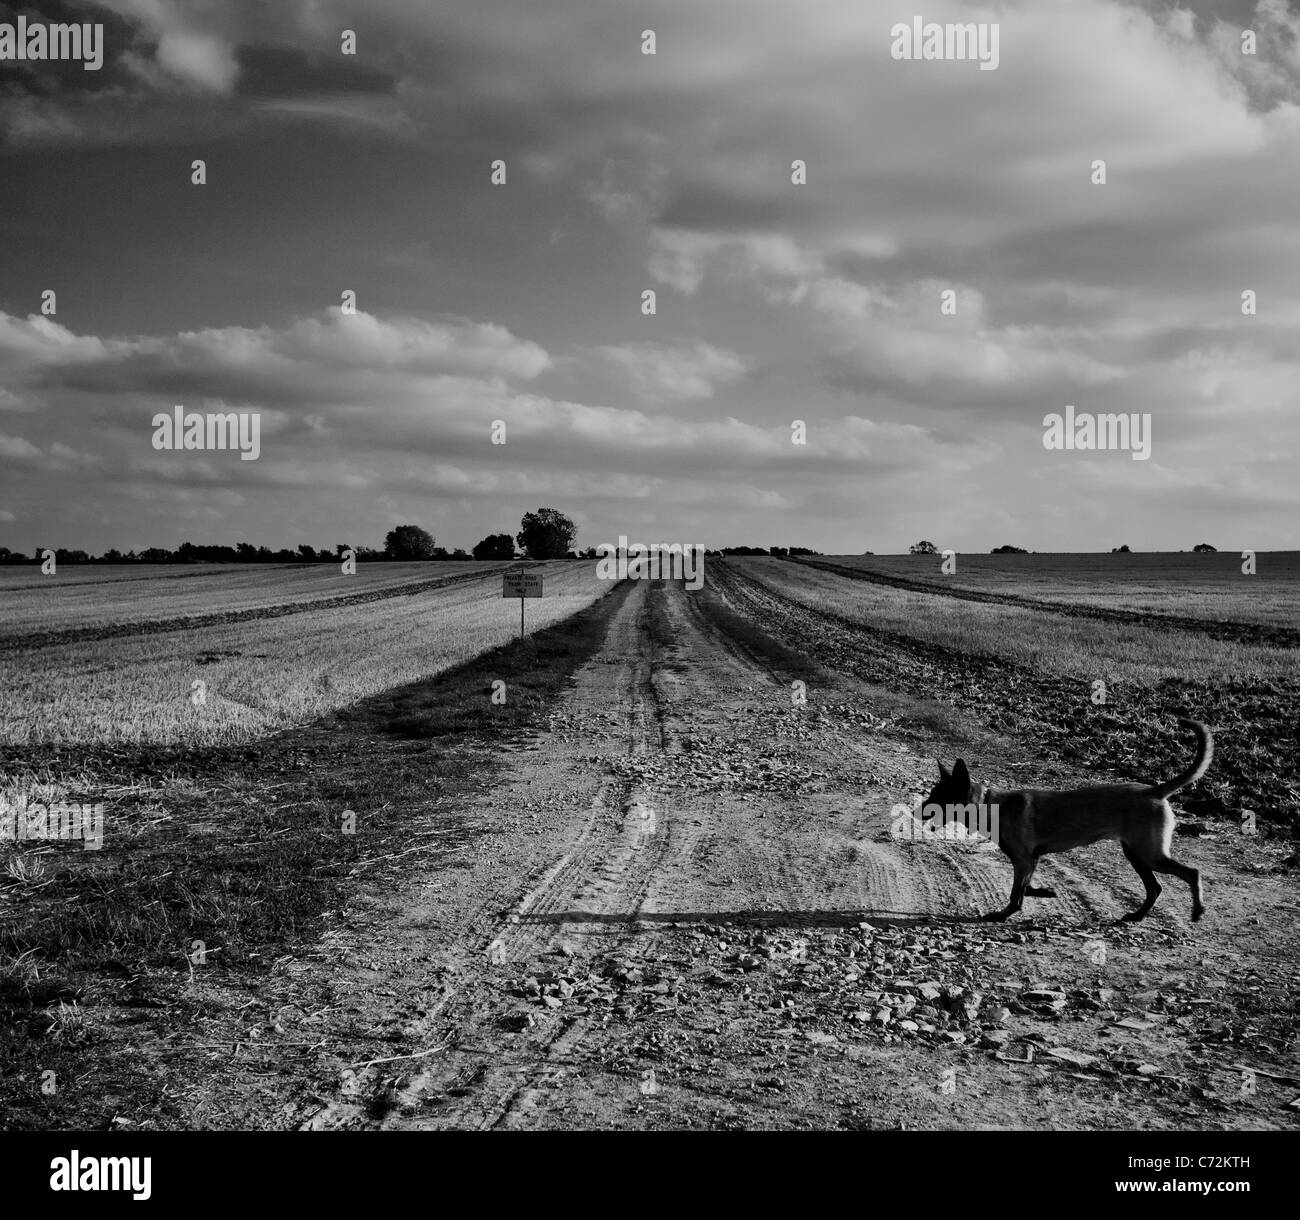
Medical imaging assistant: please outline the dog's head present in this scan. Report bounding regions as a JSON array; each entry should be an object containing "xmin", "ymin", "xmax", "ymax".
[{"xmin": 924, "ymin": 758, "xmax": 976, "ymax": 811}]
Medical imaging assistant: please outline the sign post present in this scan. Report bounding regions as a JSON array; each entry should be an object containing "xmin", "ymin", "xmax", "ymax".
[{"xmin": 502, "ymin": 569, "xmax": 543, "ymax": 637}]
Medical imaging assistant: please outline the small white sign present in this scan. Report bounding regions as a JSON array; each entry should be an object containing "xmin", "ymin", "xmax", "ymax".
[{"xmin": 503, "ymin": 571, "xmax": 543, "ymax": 598}]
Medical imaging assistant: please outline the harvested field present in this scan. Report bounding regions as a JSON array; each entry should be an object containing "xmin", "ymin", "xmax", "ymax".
[
  {"xmin": 0, "ymin": 561, "xmax": 605, "ymax": 748},
  {"xmin": 3, "ymin": 557, "xmax": 1297, "ymax": 1137}
]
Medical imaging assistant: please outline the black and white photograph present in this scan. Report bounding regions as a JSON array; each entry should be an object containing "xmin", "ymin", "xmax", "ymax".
[{"xmin": 0, "ymin": 0, "xmax": 1296, "ymax": 1190}]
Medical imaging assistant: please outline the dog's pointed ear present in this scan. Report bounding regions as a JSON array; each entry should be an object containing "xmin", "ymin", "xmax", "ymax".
[
  {"xmin": 938, "ymin": 761, "xmax": 951, "ymax": 781},
  {"xmin": 953, "ymin": 759, "xmax": 970, "ymax": 785}
]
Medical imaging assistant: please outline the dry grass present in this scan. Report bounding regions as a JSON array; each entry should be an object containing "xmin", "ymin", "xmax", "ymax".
[
  {"xmin": 736, "ymin": 557, "xmax": 1299, "ymax": 688},
  {"xmin": 820, "ymin": 552, "xmax": 1300, "ymax": 627},
  {"xmin": 0, "ymin": 561, "xmax": 496, "ymax": 637},
  {"xmin": 0, "ymin": 561, "xmax": 608, "ymax": 746}
]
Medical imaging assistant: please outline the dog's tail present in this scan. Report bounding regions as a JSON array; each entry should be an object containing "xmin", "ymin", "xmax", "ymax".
[{"xmin": 1148, "ymin": 718, "xmax": 1213, "ymax": 800}]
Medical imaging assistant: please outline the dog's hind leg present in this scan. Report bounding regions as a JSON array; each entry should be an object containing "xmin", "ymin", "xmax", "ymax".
[
  {"xmin": 1150, "ymin": 854, "xmax": 1204, "ymax": 921},
  {"xmin": 1119, "ymin": 841, "xmax": 1161, "ymax": 921}
]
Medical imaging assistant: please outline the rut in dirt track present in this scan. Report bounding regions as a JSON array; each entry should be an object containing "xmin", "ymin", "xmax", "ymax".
[{"xmin": 367, "ymin": 581, "xmax": 685, "ymax": 1129}]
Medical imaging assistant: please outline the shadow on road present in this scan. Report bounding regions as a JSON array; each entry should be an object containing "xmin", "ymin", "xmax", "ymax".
[{"xmin": 517, "ymin": 908, "xmax": 980, "ymax": 928}]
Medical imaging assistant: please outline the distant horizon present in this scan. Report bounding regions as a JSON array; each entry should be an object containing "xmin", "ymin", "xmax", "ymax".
[{"xmin": 3, "ymin": 539, "xmax": 1294, "ymax": 562}]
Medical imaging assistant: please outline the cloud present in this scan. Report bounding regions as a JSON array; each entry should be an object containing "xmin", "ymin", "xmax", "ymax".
[
  {"xmin": 647, "ymin": 229, "xmax": 721, "ymax": 295},
  {"xmin": 0, "ymin": 433, "xmax": 99, "ymax": 470},
  {"xmin": 0, "ymin": 308, "xmax": 552, "ymax": 398},
  {"xmin": 0, "ymin": 305, "xmax": 964, "ymax": 496},
  {"xmin": 278, "ymin": 310, "xmax": 552, "ymax": 378},
  {"xmin": 583, "ymin": 342, "xmax": 748, "ymax": 402},
  {"xmin": 1204, "ymin": 0, "xmax": 1300, "ymax": 107},
  {"xmin": 801, "ymin": 277, "xmax": 1124, "ymax": 395},
  {"xmin": 153, "ymin": 30, "xmax": 239, "ymax": 92},
  {"xmin": 0, "ymin": 314, "xmax": 108, "ymax": 364},
  {"xmin": 582, "ymin": 151, "xmax": 668, "ymax": 224},
  {"xmin": 0, "ymin": 435, "xmax": 41, "ymax": 462},
  {"xmin": 648, "ymin": 229, "xmax": 835, "ymax": 296},
  {"xmin": 251, "ymin": 95, "xmax": 417, "ymax": 137}
]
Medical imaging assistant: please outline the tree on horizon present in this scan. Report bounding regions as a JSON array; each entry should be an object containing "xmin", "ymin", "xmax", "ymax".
[
  {"xmin": 517, "ymin": 508, "xmax": 576, "ymax": 559},
  {"xmin": 384, "ymin": 524, "xmax": 437, "ymax": 560}
]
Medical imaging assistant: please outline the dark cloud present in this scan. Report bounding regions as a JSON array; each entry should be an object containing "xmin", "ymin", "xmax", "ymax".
[{"xmin": 234, "ymin": 44, "xmax": 396, "ymax": 100}]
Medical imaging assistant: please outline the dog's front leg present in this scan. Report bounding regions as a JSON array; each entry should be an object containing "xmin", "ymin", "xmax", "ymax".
[
  {"xmin": 983, "ymin": 859, "xmax": 1030, "ymax": 921},
  {"xmin": 1021, "ymin": 856, "xmax": 1055, "ymax": 899}
]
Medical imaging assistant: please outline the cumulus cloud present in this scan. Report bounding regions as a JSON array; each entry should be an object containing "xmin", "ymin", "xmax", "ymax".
[
  {"xmin": 0, "ymin": 306, "xmax": 958, "ymax": 492},
  {"xmin": 0, "ymin": 309, "xmax": 551, "ymax": 397},
  {"xmin": 0, "ymin": 435, "xmax": 42, "ymax": 462},
  {"xmin": 100, "ymin": 0, "xmax": 241, "ymax": 89},
  {"xmin": 583, "ymin": 342, "xmax": 748, "ymax": 402},
  {"xmin": 0, "ymin": 434, "xmax": 99, "ymax": 471},
  {"xmin": 153, "ymin": 30, "xmax": 240, "ymax": 92},
  {"xmin": 801, "ymin": 277, "xmax": 1124, "ymax": 394},
  {"xmin": 647, "ymin": 229, "xmax": 720, "ymax": 295},
  {"xmin": 1204, "ymin": 0, "xmax": 1300, "ymax": 107}
]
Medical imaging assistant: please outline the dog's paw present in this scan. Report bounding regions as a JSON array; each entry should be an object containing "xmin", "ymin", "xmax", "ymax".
[
  {"xmin": 1191, "ymin": 906, "xmax": 1205, "ymax": 922},
  {"xmin": 1025, "ymin": 886, "xmax": 1057, "ymax": 898},
  {"xmin": 1119, "ymin": 910, "xmax": 1147, "ymax": 922},
  {"xmin": 980, "ymin": 910, "xmax": 1010, "ymax": 922}
]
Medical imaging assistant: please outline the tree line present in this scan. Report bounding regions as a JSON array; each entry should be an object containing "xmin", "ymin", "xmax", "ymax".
[
  {"xmin": 0, "ymin": 508, "xmax": 586, "ymax": 565},
  {"xmin": 0, "ymin": 528, "xmax": 1227, "ymax": 566}
]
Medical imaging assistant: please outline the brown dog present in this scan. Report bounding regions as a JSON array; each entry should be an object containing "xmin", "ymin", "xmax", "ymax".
[{"xmin": 925, "ymin": 719, "xmax": 1212, "ymax": 922}]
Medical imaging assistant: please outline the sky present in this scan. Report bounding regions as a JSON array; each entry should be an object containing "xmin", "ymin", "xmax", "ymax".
[{"xmin": 0, "ymin": 0, "xmax": 1297, "ymax": 556}]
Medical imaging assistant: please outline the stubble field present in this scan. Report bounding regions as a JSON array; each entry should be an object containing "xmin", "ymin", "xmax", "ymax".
[{"xmin": 0, "ymin": 561, "xmax": 607, "ymax": 747}]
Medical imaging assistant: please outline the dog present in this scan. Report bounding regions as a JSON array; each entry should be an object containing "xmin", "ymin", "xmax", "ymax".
[{"xmin": 924, "ymin": 718, "xmax": 1212, "ymax": 922}]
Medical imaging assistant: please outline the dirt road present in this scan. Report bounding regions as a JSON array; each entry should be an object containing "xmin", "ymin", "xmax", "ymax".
[{"xmin": 207, "ymin": 572, "xmax": 1289, "ymax": 1132}]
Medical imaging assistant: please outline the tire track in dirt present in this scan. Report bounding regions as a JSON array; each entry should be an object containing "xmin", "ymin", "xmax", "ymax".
[
  {"xmin": 635, "ymin": 583, "xmax": 923, "ymax": 927},
  {"xmin": 373, "ymin": 582, "xmax": 682, "ymax": 1129},
  {"xmin": 486, "ymin": 597, "xmax": 670, "ymax": 965}
]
